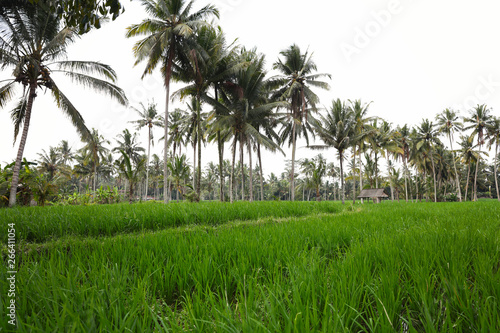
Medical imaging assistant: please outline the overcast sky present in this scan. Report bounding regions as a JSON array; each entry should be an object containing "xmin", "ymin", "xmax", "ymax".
[{"xmin": 1, "ymin": 0, "xmax": 500, "ymax": 177}]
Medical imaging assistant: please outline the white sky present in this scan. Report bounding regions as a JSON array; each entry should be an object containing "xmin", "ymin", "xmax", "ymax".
[{"xmin": 1, "ymin": 0, "xmax": 500, "ymax": 177}]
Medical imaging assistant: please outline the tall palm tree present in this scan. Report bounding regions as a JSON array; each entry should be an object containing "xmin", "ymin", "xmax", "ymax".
[
  {"xmin": 394, "ymin": 125, "xmax": 412, "ymax": 202},
  {"xmin": 126, "ymin": 0, "xmax": 219, "ymax": 203},
  {"xmin": 436, "ymin": 108, "xmax": 463, "ymax": 201},
  {"xmin": 487, "ymin": 117, "xmax": 500, "ymax": 201},
  {"xmin": 129, "ymin": 101, "xmax": 163, "ymax": 199},
  {"xmin": 415, "ymin": 119, "xmax": 441, "ymax": 202},
  {"xmin": 311, "ymin": 99, "xmax": 355, "ymax": 204},
  {"xmin": 1, "ymin": 4, "xmax": 127, "ymax": 207},
  {"xmin": 349, "ymin": 99, "xmax": 374, "ymax": 203},
  {"xmin": 206, "ymin": 52, "xmax": 285, "ymax": 203},
  {"xmin": 167, "ymin": 154, "xmax": 190, "ymax": 202},
  {"xmin": 271, "ymin": 44, "xmax": 331, "ymax": 201},
  {"xmin": 463, "ymin": 104, "xmax": 494, "ymax": 201},
  {"xmin": 456, "ymin": 135, "xmax": 484, "ymax": 201}
]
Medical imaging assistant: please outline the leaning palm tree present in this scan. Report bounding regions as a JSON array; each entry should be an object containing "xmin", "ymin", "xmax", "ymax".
[
  {"xmin": 311, "ymin": 99, "xmax": 355, "ymax": 205},
  {"xmin": 129, "ymin": 101, "xmax": 163, "ymax": 200},
  {"xmin": 1, "ymin": 4, "xmax": 127, "ymax": 207},
  {"xmin": 463, "ymin": 104, "xmax": 494, "ymax": 201},
  {"xmin": 436, "ymin": 108, "xmax": 463, "ymax": 201},
  {"xmin": 487, "ymin": 117, "xmax": 500, "ymax": 201},
  {"xmin": 415, "ymin": 119, "xmax": 441, "ymax": 202},
  {"xmin": 126, "ymin": 0, "xmax": 219, "ymax": 203},
  {"xmin": 271, "ymin": 44, "xmax": 331, "ymax": 201}
]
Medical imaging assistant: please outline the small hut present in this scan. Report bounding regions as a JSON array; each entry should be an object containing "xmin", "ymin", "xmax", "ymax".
[{"xmin": 358, "ymin": 189, "xmax": 388, "ymax": 203}]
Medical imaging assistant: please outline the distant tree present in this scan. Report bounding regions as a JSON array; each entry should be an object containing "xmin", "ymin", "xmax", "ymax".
[
  {"xmin": 271, "ymin": 44, "xmax": 331, "ymax": 201},
  {"xmin": 116, "ymin": 151, "xmax": 146, "ymax": 203},
  {"xmin": 415, "ymin": 119, "xmax": 441, "ymax": 202},
  {"xmin": 436, "ymin": 108, "xmax": 463, "ymax": 201},
  {"xmin": 464, "ymin": 104, "xmax": 494, "ymax": 201}
]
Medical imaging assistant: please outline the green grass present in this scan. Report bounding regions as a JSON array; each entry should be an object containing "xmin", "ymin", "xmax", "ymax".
[
  {"xmin": 1, "ymin": 201, "xmax": 499, "ymax": 332},
  {"xmin": 0, "ymin": 201, "xmax": 340, "ymax": 243}
]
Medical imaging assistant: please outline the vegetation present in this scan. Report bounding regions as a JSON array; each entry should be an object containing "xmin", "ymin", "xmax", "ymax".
[{"xmin": 1, "ymin": 201, "xmax": 499, "ymax": 331}]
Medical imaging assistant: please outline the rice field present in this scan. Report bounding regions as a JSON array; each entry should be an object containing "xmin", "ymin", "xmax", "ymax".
[{"xmin": 1, "ymin": 201, "xmax": 499, "ymax": 332}]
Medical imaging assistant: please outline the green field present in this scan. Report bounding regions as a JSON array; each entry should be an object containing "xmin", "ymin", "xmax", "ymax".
[{"xmin": 1, "ymin": 202, "xmax": 499, "ymax": 332}]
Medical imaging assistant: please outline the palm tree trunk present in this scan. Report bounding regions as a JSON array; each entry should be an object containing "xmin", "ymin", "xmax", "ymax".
[
  {"xmin": 359, "ymin": 148, "xmax": 363, "ymax": 203},
  {"xmin": 448, "ymin": 136, "xmax": 462, "ymax": 202},
  {"xmin": 196, "ymin": 97, "xmax": 202, "ymax": 198},
  {"xmin": 257, "ymin": 143, "xmax": 264, "ymax": 201},
  {"xmin": 375, "ymin": 152, "xmax": 379, "ymax": 188},
  {"xmin": 240, "ymin": 134, "xmax": 244, "ymax": 201},
  {"xmin": 495, "ymin": 142, "xmax": 499, "ymax": 201},
  {"xmin": 340, "ymin": 152, "xmax": 345, "ymax": 205},
  {"xmin": 230, "ymin": 136, "xmax": 237, "ymax": 203},
  {"xmin": 217, "ymin": 131, "xmax": 224, "ymax": 201},
  {"xmin": 9, "ymin": 85, "xmax": 37, "ymax": 207},
  {"xmin": 474, "ymin": 145, "xmax": 482, "ymax": 201},
  {"xmin": 248, "ymin": 138, "xmax": 253, "ymax": 202},
  {"xmin": 193, "ymin": 141, "xmax": 196, "ymax": 189},
  {"xmin": 465, "ymin": 163, "xmax": 470, "ymax": 202},
  {"xmin": 291, "ymin": 121, "xmax": 296, "ymax": 201},
  {"xmin": 352, "ymin": 148, "xmax": 356, "ymax": 204},
  {"xmin": 145, "ymin": 127, "xmax": 151, "ymax": 200},
  {"xmin": 403, "ymin": 158, "xmax": 409, "ymax": 202},
  {"xmin": 163, "ymin": 50, "xmax": 174, "ymax": 204},
  {"xmin": 430, "ymin": 150, "xmax": 437, "ymax": 202}
]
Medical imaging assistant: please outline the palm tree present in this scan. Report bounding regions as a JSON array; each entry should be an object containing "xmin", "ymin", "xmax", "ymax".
[
  {"xmin": 456, "ymin": 135, "xmax": 485, "ymax": 201},
  {"xmin": 1, "ymin": 4, "xmax": 127, "ymax": 207},
  {"xmin": 126, "ymin": 0, "xmax": 218, "ymax": 203},
  {"xmin": 393, "ymin": 125, "xmax": 412, "ymax": 202},
  {"xmin": 80, "ymin": 129, "xmax": 111, "ymax": 192},
  {"xmin": 436, "ymin": 108, "xmax": 463, "ymax": 201},
  {"xmin": 349, "ymin": 99, "xmax": 374, "ymax": 203},
  {"xmin": 116, "ymin": 151, "xmax": 146, "ymax": 203},
  {"xmin": 167, "ymin": 154, "xmax": 190, "ymax": 202},
  {"xmin": 206, "ymin": 52, "xmax": 285, "ymax": 203},
  {"xmin": 415, "ymin": 119, "xmax": 441, "ymax": 202},
  {"xmin": 311, "ymin": 99, "xmax": 355, "ymax": 204},
  {"xmin": 487, "ymin": 117, "xmax": 500, "ymax": 201},
  {"xmin": 129, "ymin": 101, "xmax": 163, "ymax": 200},
  {"xmin": 271, "ymin": 44, "xmax": 331, "ymax": 201},
  {"xmin": 300, "ymin": 154, "xmax": 326, "ymax": 201},
  {"xmin": 56, "ymin": 140, "xmax": 74, "ymax": 166},
  {"xmin": 463, "ymin": 104, "xmax": 494, "ymax": 201},
  {"xmin": 113, "ymin": 129, "xmax": 145, "ymax": 164}
]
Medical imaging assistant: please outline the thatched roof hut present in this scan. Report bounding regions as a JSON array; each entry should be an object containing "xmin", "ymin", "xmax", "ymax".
[{"xmin": 358, "ymin": 189, "xmax": 388, "ymax": 203}]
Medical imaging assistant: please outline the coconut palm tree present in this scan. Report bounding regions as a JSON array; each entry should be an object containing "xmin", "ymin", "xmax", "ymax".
[
  {"xmin": 436, "ymin": 108, "xmax": 463, "ymax": 201},
  {"xmin": 206, "ymin": 52, "xmax": 285, "ymax": 202},
  {"xmin": 116, "ymin": 151, "xmax": 146, "ymax": 204},
  {"xmin": 113, "ymin": 129, "xmax": 145, "ymax": 164},
  {"xmin": 463, "ymin": 104, "xmax": 494, "ymax": 201},
  {"xmin": 311, "ymin": 99, "xmax": 355, "ymax": 204},
  {"xmin": 487, "ymin": 117, "xmax": 500, "ymax": 201},
  {"xmin": 126, "ymin": 0, "xmax": 218, "ymax": 203},
  {"xmin": 129, "ymin": 101, "xmax": 163, "ymax": 200},
  {"xmin": 1, "ymin": 4, "xmax": 127, "ymax": 207},
  {"xmin": 415, "ymin": 119, "xmax": 441, "ymax": 202},
  {"xmin": 167, "ymin": 154, "xmax": 190, "ymax": 202},
  {"xmin": 393, "ymin": 124, "xmax": 412, "ymax": 201},
  {"xmin": 456, "ymin": 135, "xmax": 485, "ymax": 201},
  {"xmin": 80, "ymin": 129, "xmax": 111, "ymax": 191},
  {"xmin": 300, "ymin": 154, "xmax": 326, "ymax": 201},
  {"xmin": 56, "ymin": 140, "xmax": 75, "ymax": 166},
  {"xmin": 271, "ymin": 44, "xmax": 331, "ymax": 201},
  {"xmin": 349, "ymin": 99, "xmax": 374, "ymax": 203}
]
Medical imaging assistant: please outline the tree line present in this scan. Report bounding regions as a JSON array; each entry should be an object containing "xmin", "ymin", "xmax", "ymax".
[{"xmin": 1, "ymin": 0, "xmax": 499, "ymax": 207}]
